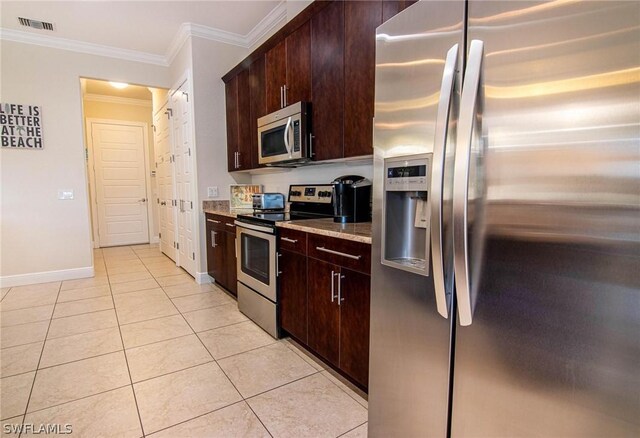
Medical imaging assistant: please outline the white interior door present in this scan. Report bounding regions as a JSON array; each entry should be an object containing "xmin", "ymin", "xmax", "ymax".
[
  {"xmin": 171, "ymin": 83, "xmax": 196, "ymax": 277},
  {"xmin": 153, "ymin": 104, "xmax": 177, "ymax": 261},
  {"xmin": 91, "ymin": 122, "xmax": 149, "ymax": 247}
]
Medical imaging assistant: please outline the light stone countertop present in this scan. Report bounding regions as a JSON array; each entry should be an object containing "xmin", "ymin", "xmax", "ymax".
[
  {"xmin": 203, "ymin": 207, "xmax": 253, "ymax": 219},
  {"xmin": 203, "ymin": 204, "xmax": 372, "ymax": 244},
  {"xmin": 278, "ymin": 218, "xmax": 372, "ymax": 244}
]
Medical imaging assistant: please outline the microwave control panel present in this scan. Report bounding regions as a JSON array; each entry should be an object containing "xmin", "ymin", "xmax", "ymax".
[
  {"xmin": 384, "ymin": 154, "xmax": 431, "ymax": 192},
  {"xmin": 288, "ymin": 184, "xmax": 333, "ymax": 203},
  {"xmin": 293, "ymin": 120, "xmax": 300, "ymax": 152}
]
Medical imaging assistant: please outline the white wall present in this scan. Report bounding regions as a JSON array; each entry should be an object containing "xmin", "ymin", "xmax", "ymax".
[
  {"xmin": 188, "ymin": 36, "xmax": 250, "ymax": 279},
  {"xmin": 0, "ymin": 40, "xmax": 170, "ymax": 286},
  {"xmin": 251, "ymin": 162, "xmax": 374, "ymax": 195}
]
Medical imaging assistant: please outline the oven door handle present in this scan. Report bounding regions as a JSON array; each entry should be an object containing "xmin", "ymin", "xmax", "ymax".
[
  {"xmin": 284, "ymin": 116, "xmax": 292, "ymax": 158},
  {"xmin": 234, "ymin": 220, "xmax": 275, "ymax": 234}
]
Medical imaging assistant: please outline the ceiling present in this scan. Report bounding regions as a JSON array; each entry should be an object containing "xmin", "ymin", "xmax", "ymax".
[
  {"xmin": 0, "ymin": 1, "xmax": 282, "ymax": 56},
  {"xmin": 84, "ymin": 79, "xmax": 153, "ymax": 99}
]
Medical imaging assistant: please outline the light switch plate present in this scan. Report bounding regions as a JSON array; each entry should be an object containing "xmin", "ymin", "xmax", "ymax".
[
  {"xmin": 58, "ymin": 190, "xmax": 74, "ymax": 200},
  {"xmin": 207, "ymin": 186, "xmax": 219, "ymax": 198}
]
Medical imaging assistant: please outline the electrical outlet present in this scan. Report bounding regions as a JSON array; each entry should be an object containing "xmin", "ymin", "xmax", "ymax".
[
  {"xmin": 58, "ymin": 190, "xmax": 74, "ymax": 200},
  {"xmin": 207, "ymin": 186, "xmax": 219, "ymax": 198}
]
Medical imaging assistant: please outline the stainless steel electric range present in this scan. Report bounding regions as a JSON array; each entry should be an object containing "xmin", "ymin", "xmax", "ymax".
[{"xmin": 234, "ymin": 184, "xmax": 334, "ymax": 338}]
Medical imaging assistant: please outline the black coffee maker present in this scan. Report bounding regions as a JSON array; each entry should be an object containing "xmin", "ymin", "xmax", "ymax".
[{"xmin": 332, "ymin": 175, "xmax": 372, "ymax": 223}]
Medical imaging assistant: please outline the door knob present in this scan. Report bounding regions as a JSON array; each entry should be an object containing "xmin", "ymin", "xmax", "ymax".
[{"xmin": 139, "ymin": 198, "xmax": 147, "ymax": 202}]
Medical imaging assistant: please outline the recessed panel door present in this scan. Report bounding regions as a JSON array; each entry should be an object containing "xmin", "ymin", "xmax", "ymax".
[
  {"xmin": 91, "ymin": 122, "xmax": 149, "ymax": 247},
  {"xmin": 171, "ymin": 84, "xmax": 196, "ymax": 277},
  {"xmin": 154, "ymin": 104, "xmax": 176, "ymax": 261}
]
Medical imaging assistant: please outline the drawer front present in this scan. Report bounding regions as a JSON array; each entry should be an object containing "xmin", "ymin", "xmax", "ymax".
[
  {"xmin": 221, "ymin": 216, "xmax": 237, "ymax": 232},
  {"xmin": 279, "ymin": 228, "xmax": 307, "ymax": 255},
  {"xmin": 308, "ymin": 233, "xmax": 371, "ymax": 274},
  {"xmin": 205, "ymin": 214, "xmax": 229, "ymax": 232}
]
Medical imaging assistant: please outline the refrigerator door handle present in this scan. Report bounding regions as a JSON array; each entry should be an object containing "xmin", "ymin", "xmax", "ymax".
[
  {"xmin": 453, "ymin": 39, "xmax": 484, "ymax": 326},
  {"xmin": 430, "ymin": 43, "xmax": 459, "ymax": 319}
]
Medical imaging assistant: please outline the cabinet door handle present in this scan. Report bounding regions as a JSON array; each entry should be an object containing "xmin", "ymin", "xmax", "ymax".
[
  {"xmin": 309, "ymin": 133, "xmax": 314, "ymax": 157},
  {"xmin": 281, "ymin": 237, "xmax": 298, "ymax": 243},
  {"xmin": 330, "ymin": 270, "xmax": 336, "ymax": 302},
  {"xmin": 280, "ymin": 86, "xmax": 284, "ymax": 108},
  {"xmin": 207, "ymin": 219, "xmax": 221, "ymax": 224},
  {"xmin": 225, "ymin": 223, "xmax": 235, "ymax": 228},
  {"xmin": 283, "ymin": 85, "xmax": 287, "ymax": 107},
  {"xmin": 338, "ymin": 274, "xmax": 345, "ymax": 305},
  {"xmin": 316, "ymin": 246, "xmax": 362, "ymax": 260},
  {"xmin": 235, "ymin": 237, "xmax": 237, "ymax": 259},
  {"xmin": 211, "ymin": 231, "xmax": 217, "ymax": 248}
]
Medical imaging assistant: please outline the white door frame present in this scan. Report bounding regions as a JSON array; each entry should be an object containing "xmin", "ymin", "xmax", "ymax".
[{"xmin": 86, "ymin": 118, "xmax": 154, "ymax": 248}]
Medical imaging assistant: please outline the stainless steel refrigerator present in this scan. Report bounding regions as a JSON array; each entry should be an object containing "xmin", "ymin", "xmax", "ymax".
[{"xmin": 369, "ymin": 1, "xmax": 640, "ymax": 436}]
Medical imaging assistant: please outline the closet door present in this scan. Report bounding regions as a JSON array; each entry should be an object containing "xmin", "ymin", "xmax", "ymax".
[
  {"xmin": 171, "ymin": 82, "xmax": 197, "ymax": 277},
  {"xmin": 154, "ymin": 102, "xmax": 176, "ymax": 261}
]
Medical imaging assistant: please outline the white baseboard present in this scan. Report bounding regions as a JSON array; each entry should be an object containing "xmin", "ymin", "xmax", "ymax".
[
  {"xmin": 195, "ymin": 271, "xmax": 213, "ymax": 285},
  {"xmin": 0, "ymin": 266, "xmax": 95, "ymax": 288},
  {"xmin": 150, "ymin": 235, "xmax": 160, "ymax": 244}
]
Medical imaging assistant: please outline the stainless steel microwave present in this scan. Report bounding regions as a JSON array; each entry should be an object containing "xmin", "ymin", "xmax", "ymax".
[{"xmin": 257, "ymin": 101, "xmax": 311, "ymax": 166}]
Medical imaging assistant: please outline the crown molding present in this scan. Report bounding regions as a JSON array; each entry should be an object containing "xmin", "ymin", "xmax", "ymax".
[
  {"xmin": 165, "ymin": 1, "xmax": 286, "ymax": 64},
  {"xmin": 0, "ymin": 1, "xmax": 287, "ymax": 67},
  {"xmin": 84, "ymin": 93, "xmax": 152, "ymax": 107},
  {"xmin": 0, "ymin": 27, "xmax": 168, "ymax": 66},
  {"xmin": 245, "ymin": 1, "xmax": 288, "ymax": 48}
]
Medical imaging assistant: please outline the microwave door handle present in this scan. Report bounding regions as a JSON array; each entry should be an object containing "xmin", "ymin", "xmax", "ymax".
[{"xmin": 284, "ymin": 116, "xmax": 292, "ymax": 158}]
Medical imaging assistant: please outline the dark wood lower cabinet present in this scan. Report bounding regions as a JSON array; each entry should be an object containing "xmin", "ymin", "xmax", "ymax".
[
  {"xmin": 207, "ymin": 225, "xmax": 226, "ymax": 288},
  {"xmin": 206, "ymin": 214, "xmax": 237, "ymax": 297},
  {"xmin": 307, "ymin": 257, "xmax": 341, "ymax": 367},
  {"xmin": 304, "ymin": 249, "xmax": 371, "ymax": 390},
  {"xmin": 338, "ymin": 268, "xmax": 371, "ymax": 388},
  {"xmin": 279, "ymin": 249, "xmax": 308, "ymax": 343}
]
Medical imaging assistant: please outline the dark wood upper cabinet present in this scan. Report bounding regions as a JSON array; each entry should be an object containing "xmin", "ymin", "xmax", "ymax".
[
  {"xmin": 279, "ymin": 249, "xmax": 308, "ymax": 343},
  {"xmin": 339, "ymin": 267, "xmax": 371, "ymax": 388},
  {"xmin": 344, "ymin": 1, "xmax": 382, "ymax": 158},
  {"xmin": 382, "ymin": 0, "xmax": 418, "ymax": 22},
  {"xmin": 307, "ymin": 257, "xmax": 340, "ymax": 367},
  {"xmin": 236, "ymin": 69, "xmax": 252, "ymax": 170},
  {"xmin": 311, "ymin": 0, "xmax": 345, "ymax": 161},
  {"xmin": 265, "ymin": 40, "xmax": 287, "ymax": 114},
  {"xmin": 224, "ymin": 76, "xmax": 239, "ymax": 172},
  {"xmin": 249, "ymin": 56, "xmax": 266, "ymax": 169},
  {"xmin": 286, "ymin": 21, "xmax": 312, "ymax": 105},
  {"xmin": 266, "ymin": 22, "xmax": 312, "ymax": 113}
]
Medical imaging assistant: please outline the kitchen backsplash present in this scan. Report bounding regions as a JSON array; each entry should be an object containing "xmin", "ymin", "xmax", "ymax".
[
  {"xmin": 202, "ymin": 199, "xmax": 230, "ymax": 211},
  {"xmin": 250, "ymin": 161, "xmax": 373, "ymax": 195}
]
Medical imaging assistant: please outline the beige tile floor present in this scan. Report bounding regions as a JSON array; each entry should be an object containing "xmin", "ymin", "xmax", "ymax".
[{"xmin": 0, "ymin": 244, "xmax": 368, "ymax": 437}]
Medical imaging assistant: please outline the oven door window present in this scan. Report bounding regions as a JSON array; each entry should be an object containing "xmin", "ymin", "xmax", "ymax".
[
  {"xmin": 240, "ymin": 233, "xmax": 270, "ymax": 285},
  {"xmin": 261, "ymin": 125, "xmax": 287, "ymax": 158}
]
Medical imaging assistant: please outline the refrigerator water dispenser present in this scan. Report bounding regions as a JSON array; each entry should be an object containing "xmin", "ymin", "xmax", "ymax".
[{"xmin": 382, "ymin": 154, "xmax": 431, "ymax": 276}]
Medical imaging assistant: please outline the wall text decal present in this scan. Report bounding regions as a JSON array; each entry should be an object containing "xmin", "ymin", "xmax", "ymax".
[{"xmin": 0, "ymin": 103, "xmax": 43, "ymax": 149}]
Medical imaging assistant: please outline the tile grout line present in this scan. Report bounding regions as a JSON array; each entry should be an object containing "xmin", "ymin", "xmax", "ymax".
[
  {"xmin": 143, "ymin": 257, "xmax": 277, "ymax": 438},
  {"xmin": 104, "ymin": 247, "xmax": 149, "ymax": 438},
  {"xmin": 18, "ymin": 281, "xmax": 63, "ymax": 438},
  {"xmin": 144, "ymin": 246, "xmax": 363, "ymax": 436},
  {"xmin": 336, "ymin": 420, "xmax": 368, "ymax": 438}
]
